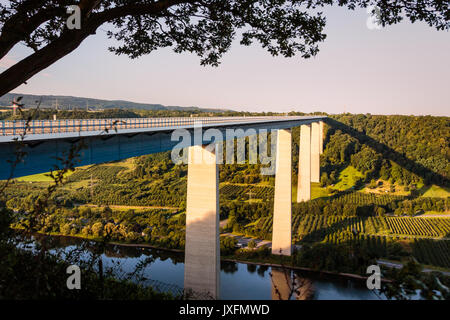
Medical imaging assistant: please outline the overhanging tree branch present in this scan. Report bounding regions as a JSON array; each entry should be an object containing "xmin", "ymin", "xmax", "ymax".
[
  {"xmin": 0, "ymin": 3, "xmax": 67, "ymax": 60},
  {"xmin": 0, "ymin": 0, "xmax": 194, "ymax": 96},
  {"xmin": 0, "ymin": 0, "xmax": 447, "ymax": 97}
]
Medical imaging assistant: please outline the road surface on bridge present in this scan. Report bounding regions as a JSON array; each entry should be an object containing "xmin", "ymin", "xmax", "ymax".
[{"xmin": 0, "ymin": 116, "xmax": 325, "ymax": 142}]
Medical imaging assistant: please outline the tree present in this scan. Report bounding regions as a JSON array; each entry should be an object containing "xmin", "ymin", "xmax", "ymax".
[
  {"xmin": 319, "ymin": 172, "xmax": 329, "ymax": 187},
  {"xmin": 376, "ymin": 206, "xmax": 386, "ymax": 217},
  {"xmin": 0, "ymin": 0, "xmax": 448, "ymax": 96},
  {"xmin": 220, "ymin": 236, "xmax": 237, "ymax": 255},
  {"xmin": 381, "ymin": 260, "xmax": 450, "ymax": 300},
  {"xmin": 81, "ymin": 225, "xmax": 91, "ymax": 237},
  {"xmin": 91, "ymin": 221, "xmax": 103, "ymax": 237},
  {"xmin": 60, "ymin": 223, "xmax": 71, "ymax": 234}
]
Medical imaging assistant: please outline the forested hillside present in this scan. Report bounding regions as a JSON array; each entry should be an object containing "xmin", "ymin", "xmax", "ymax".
[
  {"xmin": 325, "ymin": 114, "xmax": 449, "ymax": 186},
  {"xmin": 0, "ymin": 93, "xmax": 228, "ymax": 112}
]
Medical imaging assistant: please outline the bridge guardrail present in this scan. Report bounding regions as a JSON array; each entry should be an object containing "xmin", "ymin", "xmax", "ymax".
[{"xmin": 0, "ymin": 116, "xmax": 310, "ymax": 136}]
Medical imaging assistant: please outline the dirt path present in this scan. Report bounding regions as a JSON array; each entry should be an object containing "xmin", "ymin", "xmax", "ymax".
[
  {"xmin": 415, "ymin": 214, "xmax": 450, "ymax": 218},
  {"xmin": 77, "ymin": 204, "xmax": 180, "ymax": 211},
  {"xmin": 377, "ymin": 259, "xmax": 450, "ymax": 276}
]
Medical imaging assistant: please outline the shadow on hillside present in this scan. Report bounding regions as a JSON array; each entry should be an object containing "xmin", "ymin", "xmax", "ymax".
[
  {"xmin": 298, "ymin": 216, "xmax": 369, "ymax": 243},
  {"xmin": 416, "ymin": 185, "xmax": 432, "ymax": 197},
  {"xmin": 325, "ymin": 118, "xmax": 450, "ymax": 188},
  {"xmin": 309, "ymin": 189, "xmax": 360, "ymax": 202},
  {"xmin": 313, "ymin": 195, "xmax": 331, "ymax": 202}
]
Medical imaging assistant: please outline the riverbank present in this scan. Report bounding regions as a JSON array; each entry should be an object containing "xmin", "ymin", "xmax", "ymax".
[
  {"xmin": 108, "ymin": 240, "xmax": 385, "ymax": 283},
  {"xmin": 14, "ymin": 229, "xmax": 449, "ymax": 283},
  {"xmin": 10, "ymin": 231, "xmax": 389, "ymax": 300},
  {"xmin": 11, "ymin": 229, "xmax": 390, "ymax": 283}
]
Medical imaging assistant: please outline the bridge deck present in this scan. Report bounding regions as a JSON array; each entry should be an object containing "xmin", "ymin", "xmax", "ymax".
[
  {"xmin": 0, "ymin": 116, "xmax": 325, "ymax": 142},
  {"xmin": 0, "ymin": 116, "xmax": 326, "ymax": 179}
]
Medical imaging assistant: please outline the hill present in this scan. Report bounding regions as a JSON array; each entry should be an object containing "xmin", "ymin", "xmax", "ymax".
[{"xmin": 0, "ymin": 93, "xmax": 229, "ymax": 112}]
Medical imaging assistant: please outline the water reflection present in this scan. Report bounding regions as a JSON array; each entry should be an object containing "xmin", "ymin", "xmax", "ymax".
[
  {"xmin": 294, "ymin": 274, "xmax": 315, "ymax": 300},
  {"xmin": 247, "ymin": 264, "xmax": 257, "ymax": 274},
  {"xmin": 14, "ymin": 233, "xmax": 385, "ymax": 300},
  {"xmin": 221, "ymin": 261, "xmax": 238, "ymax": 274},
  {"xmin": 257, "ymin": 265, "xmax": 269, "ymax": 278},
  {"xmin": 271, "ymin": 268, "xmax": 293, "ymax": 300}
]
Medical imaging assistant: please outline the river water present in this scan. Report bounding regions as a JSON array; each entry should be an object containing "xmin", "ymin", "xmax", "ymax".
[{"xmin": 14, "ymin": 233, "xmax": 384, "ymax": 300}]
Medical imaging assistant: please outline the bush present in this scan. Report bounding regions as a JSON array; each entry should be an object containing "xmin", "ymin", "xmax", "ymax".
[
  {"xmin": 248, "ymin": 239, "xmax": 257, "ymax": 249},
  {"xmin": 220, "ymin": 236, "xmax": 237, "ymax": 255}
]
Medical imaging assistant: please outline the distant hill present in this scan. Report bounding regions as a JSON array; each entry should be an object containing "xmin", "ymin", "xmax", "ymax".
[{"xmin": 0, "ymin": 93, "xmax": 229, "ymax": 112}]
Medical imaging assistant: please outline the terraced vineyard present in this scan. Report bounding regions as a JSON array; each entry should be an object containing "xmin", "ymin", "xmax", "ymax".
[
  {"xmin": 244, "ymin": 214, "xmax": 450, "ymax": 268},
  {"xmin": 384, "ymin": 217, "xmax": 450, "ymax": 238},
  {"xmin": 293, "ymin": 215, "xmax": 367, "ymax": 242},
  {"xmin": 66, "ymin": 164, "xmax": 127, "ymax": 183},
  {"xmin": 412, "ymin": 239, "xmax": 450, "ymax": 268},
  {"xmin": 220, "ymin": 185, "xmax": 407, "ymax": 206},
  {"xmin": 324, "ymin": 233, "xmax": 450, "ymax": 268},
  {"xmin": 324, "ymin": 233, "xmax": 389, "ymax": 257},
  {"xmin": 333, "ymin": 192, "xmax": 406, "ymax": 206},
  {"xmin": 246, "ymin": 215, "xmax": 450, "ymax": 242},
  {"xmin": 220, "ymin": 184, "xmax": 274, "ymax": 201}
]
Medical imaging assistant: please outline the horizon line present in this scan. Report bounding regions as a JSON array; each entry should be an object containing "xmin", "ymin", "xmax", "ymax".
[{"xmin": 6, "ymin": 91, "xmax": 449, "ymax": 117}]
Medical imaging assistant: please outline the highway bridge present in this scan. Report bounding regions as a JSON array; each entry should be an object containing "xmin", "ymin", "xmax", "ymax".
[{"xmin": 0, "ymin": 116, "xmax": 326, "ymax": 299}]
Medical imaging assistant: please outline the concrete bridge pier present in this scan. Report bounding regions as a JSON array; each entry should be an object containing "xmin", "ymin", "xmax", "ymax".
[
  {"xmin": 319, "ymin": 120, "xmax": 324, "ymax": 155},
  {"xmin": 297, "ymin": 124, "xmax": 311, "ymax": 202},
  {"xmin": 184, "ymin": 144, "xmax": 220, "ymax": 299},
  {"xmin": 271, "ymin": 129, "xmax": 292, "ymax": 256},
  {"xmin": 311, "ymin": 122, "xmax": 321, "ymax": 183}
]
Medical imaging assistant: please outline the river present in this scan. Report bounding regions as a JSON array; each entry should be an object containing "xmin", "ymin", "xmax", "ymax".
[{"xmin": 14, "ymin": 233, "xmax": 385, "ymax": 300}]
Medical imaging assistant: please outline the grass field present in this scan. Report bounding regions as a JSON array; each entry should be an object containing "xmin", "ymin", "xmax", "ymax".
[
  {"xmin": 15, "ymin": 172, "xmax": 75, "ymax": 182},
  {"xmin": 333, "ymin": 166, "xmax": 364, "ymax": 191},
  {"xmin": 421, "ymin": 185, "xmax": 450, "ymax": 198},
  {"xmin": 15, "ymin": 165, "xmax": 86, "ymax": 182},
  {"xmin": 292, "ymin": 182, "xmax": 330, "ymax": 202},
  {"xmin": 15, "ymin": 172, "xmax": 53, "ymax": 182},
  {"xmin": 311, "ymin": 183, "xmax": 329, "ymax": 199}
]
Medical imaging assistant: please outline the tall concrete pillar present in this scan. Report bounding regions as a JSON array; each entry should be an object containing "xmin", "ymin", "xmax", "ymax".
[
  {"xmin": 297, "ymin": 124, "xmax": 311, "ymax": 202},
  {"xmin": 319, "ymin": 121, "xmax": 324, "ymax": 155},
  {"xmin": 272, "ymin": 129, "xmax": 292, "ymax": 256},
  {"xmin": 311, "ymin": 122, "xmax": 320, "ymax": 183},
  {"xmin": 184, "ymin": 145, "xmax": 220, "ymax": 299}
]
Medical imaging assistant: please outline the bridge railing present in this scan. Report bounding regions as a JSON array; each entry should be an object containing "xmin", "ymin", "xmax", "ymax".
[{"xmin": 0, "ymin": 116, "xmax": 301, "ymax": 136}]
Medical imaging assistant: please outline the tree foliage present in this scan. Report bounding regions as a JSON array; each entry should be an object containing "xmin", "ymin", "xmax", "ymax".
[{"xmin": 319, "ymin": 114, "xmax": 450, "ymax": 186}]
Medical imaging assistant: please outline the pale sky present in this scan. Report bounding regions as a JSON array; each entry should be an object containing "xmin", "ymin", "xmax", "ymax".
[{"xmin": 1, "ymin": 6, "xmax": 449, "ymax": 116}]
